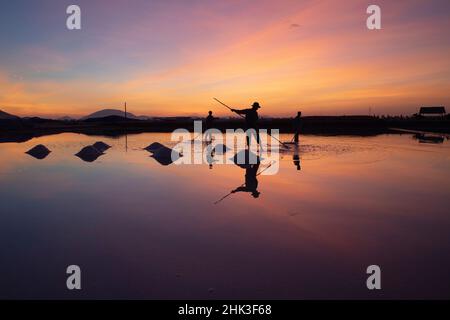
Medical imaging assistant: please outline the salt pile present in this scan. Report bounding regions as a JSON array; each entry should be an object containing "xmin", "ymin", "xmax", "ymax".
[
  {"xmin": 148, "ymin": 144, "xmax": 182, "ymax": 166},
  {"xmin": 25, "ymin": 144, "xmax": 51, "ymax": 160},
  {"xmin": 144, "ymin": 142, "xmax": 165, "ymax": 152},
  {"xmin": 75, "ymin": 145, "xmax": 104, "ymax": 163},
  {"xmin": 92, "ymin": 141, "xmax": 111, "ymax": 152},
  {"xmin": 231, "ymin": 150, "xmax": 260, "ymax": 169}
]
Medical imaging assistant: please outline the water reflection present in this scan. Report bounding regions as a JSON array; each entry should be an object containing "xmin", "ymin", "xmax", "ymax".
[
  {"xmin": 206, "ymin": 148, "xmax": 216, "ymax": 169},
  {"xmin": 414, "ymin": 133, "xmax": 446, "ymax": 144},
  {"xmin": 214, "ymin": 155, "xmax": 263, "ymax": 203},
  {"xmin": 232, "ymin": 162, "xmax": 261, "ymax": 198},
  {"xmin": 0, "ymin": 132, "xmax": 449, "ymax": 299},
  {"xmin": 293, "ymin": 145, "xmax": 302, "ymax": 171}
]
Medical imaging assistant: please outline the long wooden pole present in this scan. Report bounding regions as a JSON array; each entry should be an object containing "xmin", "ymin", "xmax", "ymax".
[
  {"xmin": 213, "ymin": 98, "xmax": 243, "ymax": 117},
  {"xmin": 213, "ymin": 98, "xmax": 290, "ymax": 149}
]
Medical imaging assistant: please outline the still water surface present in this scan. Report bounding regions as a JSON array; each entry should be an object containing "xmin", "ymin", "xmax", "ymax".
[{"xmin": 0, "ymin": 132, "xmax": 449, "ymax": 299}]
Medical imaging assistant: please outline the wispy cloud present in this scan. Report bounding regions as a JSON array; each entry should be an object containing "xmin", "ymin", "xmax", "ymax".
[{"xmin": 0, "ymin": 0, "xmax": 449, "ymax": 117}]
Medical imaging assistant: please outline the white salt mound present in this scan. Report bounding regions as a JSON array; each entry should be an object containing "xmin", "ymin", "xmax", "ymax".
[
  {"xmin": 144, "ymin": 142, "xmax": 165, "ymax": 152},
  {"xmin": 152, "ymin": 146, "xmax": 180, "ymax": 159},
  {"xmin": 26, "ymin": 144, "xmax": 51, "ymax": 159},
  {"xmin": 150, "ymin": 146, "xmax": 182, "ymax": 166},
  {"xmin": 93, "ymin": 141, "xmax": 111, "ymax": 152},
  {"xmin": 76, "ymin": 145, "xmax": 104, "ymax": 162}
]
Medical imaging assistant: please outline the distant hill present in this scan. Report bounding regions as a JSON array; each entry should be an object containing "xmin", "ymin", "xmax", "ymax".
[
  {"xmin": 83, "ymin": 115, "xmax": 139, "ymax": 122},
  {"xmin": 82, "ymin": 109, "xmax": 149, "ymax": 120},
  {"xmin": 0, "ymin": 109, "xmax": 20, "ymax": 120},
  {"xmin": 58, "ymin": 116, "xmax": 75, "ymax": 121}
]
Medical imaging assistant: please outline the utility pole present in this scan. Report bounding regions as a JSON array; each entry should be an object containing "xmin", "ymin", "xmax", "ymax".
[{"xmin": 124, "ymin": 101, "xmax": 128, "ymax": 152}]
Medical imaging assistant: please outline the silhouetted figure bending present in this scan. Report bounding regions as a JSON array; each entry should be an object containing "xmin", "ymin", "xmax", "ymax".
[
  {"xmin": 293, "ymin": 111, "xmax": 302, "ymax": 144},
  {"xmin": 231, "ymin": 162, "xmax": 261, "ymax": 198},
  {"xmin": 232, "ymin": 102, "xmax": 261, "ymax": 147}
]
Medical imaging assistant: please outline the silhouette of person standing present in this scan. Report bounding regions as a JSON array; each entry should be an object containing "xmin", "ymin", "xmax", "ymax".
[
  {"xmin": 205, "ymin": 111, "xmax": 215, "ymax": 129},
  {"xmin": 231, "ymin": 162, "xmax": 261, "ymax": 198},
  {"xmin": 293, "ymin": 111, "xmax": 302, "ymax": 144},
  {"xmin": 231, "ymin": 102, "xmax": 261, "ymax": 147},
  {"xmin": 205, "ymin": 110, "xmax": 216, "ymax": 142}
]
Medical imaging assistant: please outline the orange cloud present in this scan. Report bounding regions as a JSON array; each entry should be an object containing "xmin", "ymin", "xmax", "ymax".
[{"xmin": 1, "ymin": 0, "xmax": 449, "ymax": 118}]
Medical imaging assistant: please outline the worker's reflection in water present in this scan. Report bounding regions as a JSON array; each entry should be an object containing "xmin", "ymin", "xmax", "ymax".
[
  {"xmin": 206, "ymin": 143, "xmax": 215, "ymax": 169},
  {"xmin": 231, "ymin": 162, "xmax": 261, "ymax": 198},
  {"xmin": 293, "ymin": 145, "xmax": 301, "ymax": 171}
]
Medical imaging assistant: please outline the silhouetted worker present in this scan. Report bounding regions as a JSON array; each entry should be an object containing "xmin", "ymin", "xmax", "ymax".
[
  {"xmin": 293, "ymin": 111, "xmax": 302, "ymax": 144},
  {"xmin": 205, "ymin": 111, "xmax": 215, "ymax": 129},
  {"xmin": 231, "ymin": 102, "xmax": 261, "ymax": 147},
  {"xmin": 205, "ymin": 111, "xmax": 216, "ymax": 142},
  {"xmin": 231, "ymin": 163, "xmax": 260, "ymax": 198}
]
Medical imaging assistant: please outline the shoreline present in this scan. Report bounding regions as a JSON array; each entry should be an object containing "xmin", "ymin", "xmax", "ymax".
[{"xmin": 1, "ymin": 116, "xmax": 449, "ymax": 143}]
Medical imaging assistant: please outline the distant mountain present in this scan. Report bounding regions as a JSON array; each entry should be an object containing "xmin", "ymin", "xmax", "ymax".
[
  {"xmin": 0, "ymin": 109, "xmax": 20, "ymax": 120},
  {"xmin": 83, "ymin": 115, "xmax": 139, "ymax": 123},
  {"xmin": 58, "ymin": 116, "xmax": 74, "ymax": 121},
  {"xmin": 82, "ymin": 109, "xmax": 149, "ymax": 120}
]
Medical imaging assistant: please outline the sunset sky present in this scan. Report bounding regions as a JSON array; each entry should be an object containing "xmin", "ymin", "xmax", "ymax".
[{"xmin": 0, "ymin": 0, "xmax": 449, "ymax": 118}]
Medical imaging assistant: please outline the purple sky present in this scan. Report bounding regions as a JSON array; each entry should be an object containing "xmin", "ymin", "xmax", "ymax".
[{"xmin": 0, "ymin": 0, "xmax": 449, "ymax": 117}]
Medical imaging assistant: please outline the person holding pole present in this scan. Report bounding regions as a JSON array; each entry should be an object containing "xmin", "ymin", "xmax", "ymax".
[
  {"xmin": 231, "ymin": 102, "xmax": 261, "ymax": 148},
  {"xmin": 213, "ymin": 98, "xmax": 290, "ymax": 149}
]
